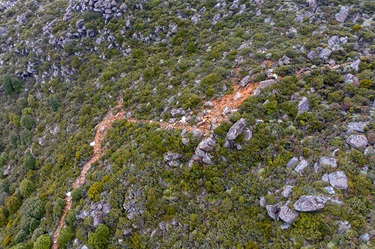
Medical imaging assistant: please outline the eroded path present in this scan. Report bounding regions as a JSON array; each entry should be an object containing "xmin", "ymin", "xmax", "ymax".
[{"xmin": 51, "ymin": 82, "xmax": 258, "ymax": 248}]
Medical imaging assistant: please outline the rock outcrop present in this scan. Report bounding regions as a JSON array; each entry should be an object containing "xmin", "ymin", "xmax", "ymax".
[
  {"xmin": 293, "ymin": 195, "xmax": 327, "ymax": 212},
  {"xmin": 346, "ymin": 135, "xmax": 368, "ymax": 149}
]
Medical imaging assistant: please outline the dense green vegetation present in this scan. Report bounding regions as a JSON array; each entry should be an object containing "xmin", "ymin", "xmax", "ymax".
[{"xmin": 0, "ymin": 0, "xmax": 374, "ymax": 248}]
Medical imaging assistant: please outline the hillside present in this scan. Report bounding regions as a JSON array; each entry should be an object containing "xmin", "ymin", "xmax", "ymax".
[{"xmin": 0, "ymin": 0, "xmax": 375, "ymax": 248}]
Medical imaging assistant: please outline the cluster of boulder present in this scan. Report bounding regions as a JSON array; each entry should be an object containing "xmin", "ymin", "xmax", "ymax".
[{"xmin": 76, "ymin": 200, "xmax": 111, "ymax": 227}]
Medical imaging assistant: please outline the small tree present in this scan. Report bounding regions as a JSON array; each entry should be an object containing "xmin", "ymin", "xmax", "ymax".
[
  {"xmin": 19, "ymin": 179, "xmax": 35, "ymax": 198},
  {"xmin": 88, "ymin": 224, "xmax": 110, "ymax": 249},
  {"xmin": 20, "ymin": 115, "xmax": 35, "ymax": 131},
  {"xmin": 33, "ymin": 234, "xmax": 51, "ymax": 249},
  {"xmin": 24, "ymin": 153, "xmax": 36, "ymax": 170},
  {"xmin": 57, "ymin": 226, "xmax": 74, "ymax": 249}
]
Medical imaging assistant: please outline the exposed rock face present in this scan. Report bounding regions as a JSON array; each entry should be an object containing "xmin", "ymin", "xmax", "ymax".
[
  {"xmin": 259, "ymin": 79, "xmax": 276, "ymax": 90},
  {"xmin": 281, "ymin": 186, "xmax": 293, "ymax": 198},
  {"xmin": 266, "ymin": 204, "xmax": 279, "ymax": 220},
  {"xmin": 266, "ymin": 203, "xmax": 298, "ymax": 223},
  {"xmin": 307, "ymin": 50, "xmax": 317, "ymax": 60},
  {"xmin": 335, "ymin": 6, "xmax": 349, "ymax": 23},
  {"xmin": 279, "ymin": 205, "xmax": 299, "ymax": 223},
  {"xmin": 347, "ymin": 122, "xmax": 367, "ymax": 133},
  {"xmin": 293, "ymin": 195, "xmax": 327, "ymax": 212},
  {"xmin": 346, "ymin": 135, "xmax": 368, "ymax": 149},
  {"xmin": 278, "ymin": 56, "xmax": 291, "ymax": 66},
  {"xmin": 191, "ymin": 137, "xmax": 216, "ymax": 165},
  {"xmin": 294, "ymin": 158, "xmax": 309, "ymax": 174},
  {"xmin": 227, "ymin": 118, "xmax": 246, "ymax": 140},
  {"xmin": 286, "ymin": 157, "xmax": 299, "ymax": 168},
  {"xmin": 327, "ymin": 171, "xmax": 348, "ymax": 189},
  {"xmin": 77, "ymin": 201, "xmax": 111, "ymax": 227},
  {"xmin": 350, "ymin": 59, "xmax": 361, "ymax": 72},
  {"xmin": 359, "ymin": 233, "xmax": 370, "ymax": 244},
  {"xmin": 198, "ymin": 137, "xmax": 216, "ymax": 152},
  {"xmin": 367, "ymin": 130, "xmax": 375, "ymax": 144},
  {"xmin": 306, "ymin": 0, "xmax": 317, "ymax": 9},
  {"xmin": 319, "ymin": 156, "xmax": 337, "ymax": 168},
  {"xmin": 297, "ymin": 97, "xmax": 309, "ymax": 114},
  {"xmin": 319, "ymin": 48, "xmax": 332, "ymax": 60},
  {"xmin": 240, "ymin": 75, "xmax": 251, "ymax": 87},
  {"xmin": 170, "ymin": 108, "xmax": 186, "ymax": 117},
  {"xmin": 243, "ymin": 128, "xmax": 252, "ymax": 141},
  {"xmin": 163, "ymin": 152, "xmax": 182, "ymax": 167}
]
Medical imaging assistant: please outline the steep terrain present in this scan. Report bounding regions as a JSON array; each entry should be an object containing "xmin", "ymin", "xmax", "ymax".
[{"xmin": 0, "ymin": 0, "xmax": 375, "ymax": 248}]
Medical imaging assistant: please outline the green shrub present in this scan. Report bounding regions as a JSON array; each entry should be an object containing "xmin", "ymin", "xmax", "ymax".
[
  {"xmin": 24, "ymin": 153, "xmax": 36, "ymax": 170},
  {"xmin": 88, "ymin": 224, "xmax": 110, "ymax": 249},
  {"xmin": 33, "ymin": 234, "xmax": 51, "ymax": 249},
  {"xmin": 19, "ymin": 179, "xmax": 35, "ymax": 198},
  {"xmin": 1, "ymin": 75, "xmax": 22, "ymax": 95},
  {"xmin": 57, "ymin": 226, "xmax": 74, "ymax": 249},
  {"xmin": 88, "ymin": 182, "xmax": 103, "ymax": 201},
  {"xmin": 20, "ymin": 115, "xmax": 35, "ymax": 131}
]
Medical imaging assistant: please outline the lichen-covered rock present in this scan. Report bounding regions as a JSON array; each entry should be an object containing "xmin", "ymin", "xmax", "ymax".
[
  {"xmin": 335, "ymin": 6, "xmax": 349, "ymax": 23},
  {"xmin": 286, "ymin": 157, "xmax": 299, "ymax": 168},
  {"xmin": 266, "ymin": 204, "xmax": 279, "ymax": 220},
  {"xmin": 227, "ymin": 118, "xmax": 246, "ymax": 140},
  {"xmin": 319, "ymin": 156, "xmax": 337, "ymax": 168},
  {"xmin": 198, "ymin": 137, "xmax": 216, "ymax": 152},
  {"xmin": 327, "ymin": 171, "xmax": 348, "ymax": 189},
  {"xmin": 294, "ymin": 195, "xmax": 327, "ymax": 212},
  {"xmin": 279, "ymin": 205, "xmax": 299, "ymax": 223},
  {"xmin": 367, "ymin": 130, "xmax": 375, "ymax": 144},
  {"xmin": 297, "ymin": 97, "xmax": 309, "ymax": 114},
  {"xmin": 347, "ymin": 122, "xmax": 367, "ymax": 133},
  {"xmin": 319, "ymin": 48, "xmax": 332, "ymax": 60},
  {"xmin": 281, "ymin": 186, "xmax": 294, "ymax": 198},
  {"xmin": 259, "ymin": 79, "xmax": 276, "ymax": 90},
  {"xmin": 346, "ymin": 135, "xmax": 368, "ymax": 149},
  {"xmin": 294, "ymin": 158, "xmax": 309, "ymax": 174}
]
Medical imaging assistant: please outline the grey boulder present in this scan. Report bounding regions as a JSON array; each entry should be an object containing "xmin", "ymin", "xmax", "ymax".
[
  {"xmin": 319, "ymin": 156, "xmax": 337, "ymax": 168},
  {"xmin": 279, "ymin": 205, "xmax": 299, "ymax": 223},
  {"xmin": 328, "ymin": 171, "xmax": 348, "ymax": 189},
  {"xmin": 227, "ymin": 118, "xmax": 246, "ymax": 140},
  {"xmin": 294, "ymin": 195, "xmax": 327, "ymax": 212},
  {"xmin": 346, "ymin": 135, "xmax": 368, "ymax": 149}
]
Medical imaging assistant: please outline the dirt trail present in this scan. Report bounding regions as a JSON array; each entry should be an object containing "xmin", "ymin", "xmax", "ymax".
[
  {"xmin": 51, "ymin": 80, "xmax": 258, "ymax": 248},
  {"xmin": 52, "ymin": 99, "xmax": 124, "ymax": 249}
]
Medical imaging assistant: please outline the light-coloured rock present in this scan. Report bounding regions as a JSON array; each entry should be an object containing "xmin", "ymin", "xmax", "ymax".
[
  {"xmin": 243, "ymin": 128, "xmax": 252, "ymax": 141},
  {"xmin": 281, "ymin": 186, "xmax": 293, "ymax": 198},
  {"xmin": 347, "ymin": 122, "xmax": 367, "ymax": 133},
  {"xmin": 297, "ymin": 97, "xmax": 310, "ymax": 114},
  {"xmin": 266, "ymin": 204, "xmax": 279, "ymax": 220},
  {"xmin": 259, "ymin": 79, "xmax": 276, "ymax": 89},
  {"xmin": 346, "ymin": 135, "xmax": 368, "ymax": 149},
  {"xmin": 294, "ymin": 159, "xmax": 309, "ymax": 174},
  {"xmin": 307, "ymin": 50, "xmax": 317, "ymax": 60},
  {"xmin": 227, "ymin": 118, "xmax": 246, "ymax": 140},
  {"xmin": 324, "ymin": 186, "xmax": 335, "ymax": 195},
  {"xmin": 198, "ymin": 137, "xmax": 216, "ymax": 152},
  {"xmin": 328, "ymin": 171, "xmax": 348, "ymax": 189},
  {"xmin": 319, "ymin": 156, "xmax": 337, "ymax": 168},
  {"xmin": 319, "ymin": 48, "xmax": 332, "ymax": 60},
  {"xmin": 286, "ymin": 157, "xmax": 299, "ymax": 168},
  {"xmin": 350, "ymin": 59, "xmax": 361, "ymax": 72},
  {"xmin": 335, "ymin": 6, "xmax": 349, "ymax": 23},
  {"xmin": 279, "ymin": 205, "xmax": 299, "ymax": 223},
  {"xmin": 359, "ymin": 233, "xmax": 370, "ymax": 244},
  {"xmin": 240, "ymin": 75, "xmax": 251, "ymax": 87},
  {"xmin": 294, "ymin": 195, "xmax": 327, "ymax": 212}
]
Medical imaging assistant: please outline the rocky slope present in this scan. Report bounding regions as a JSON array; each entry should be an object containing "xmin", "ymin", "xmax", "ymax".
[{"xmin": 0, "ymin": 0, "xmax": 375, "ymax": 248}]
